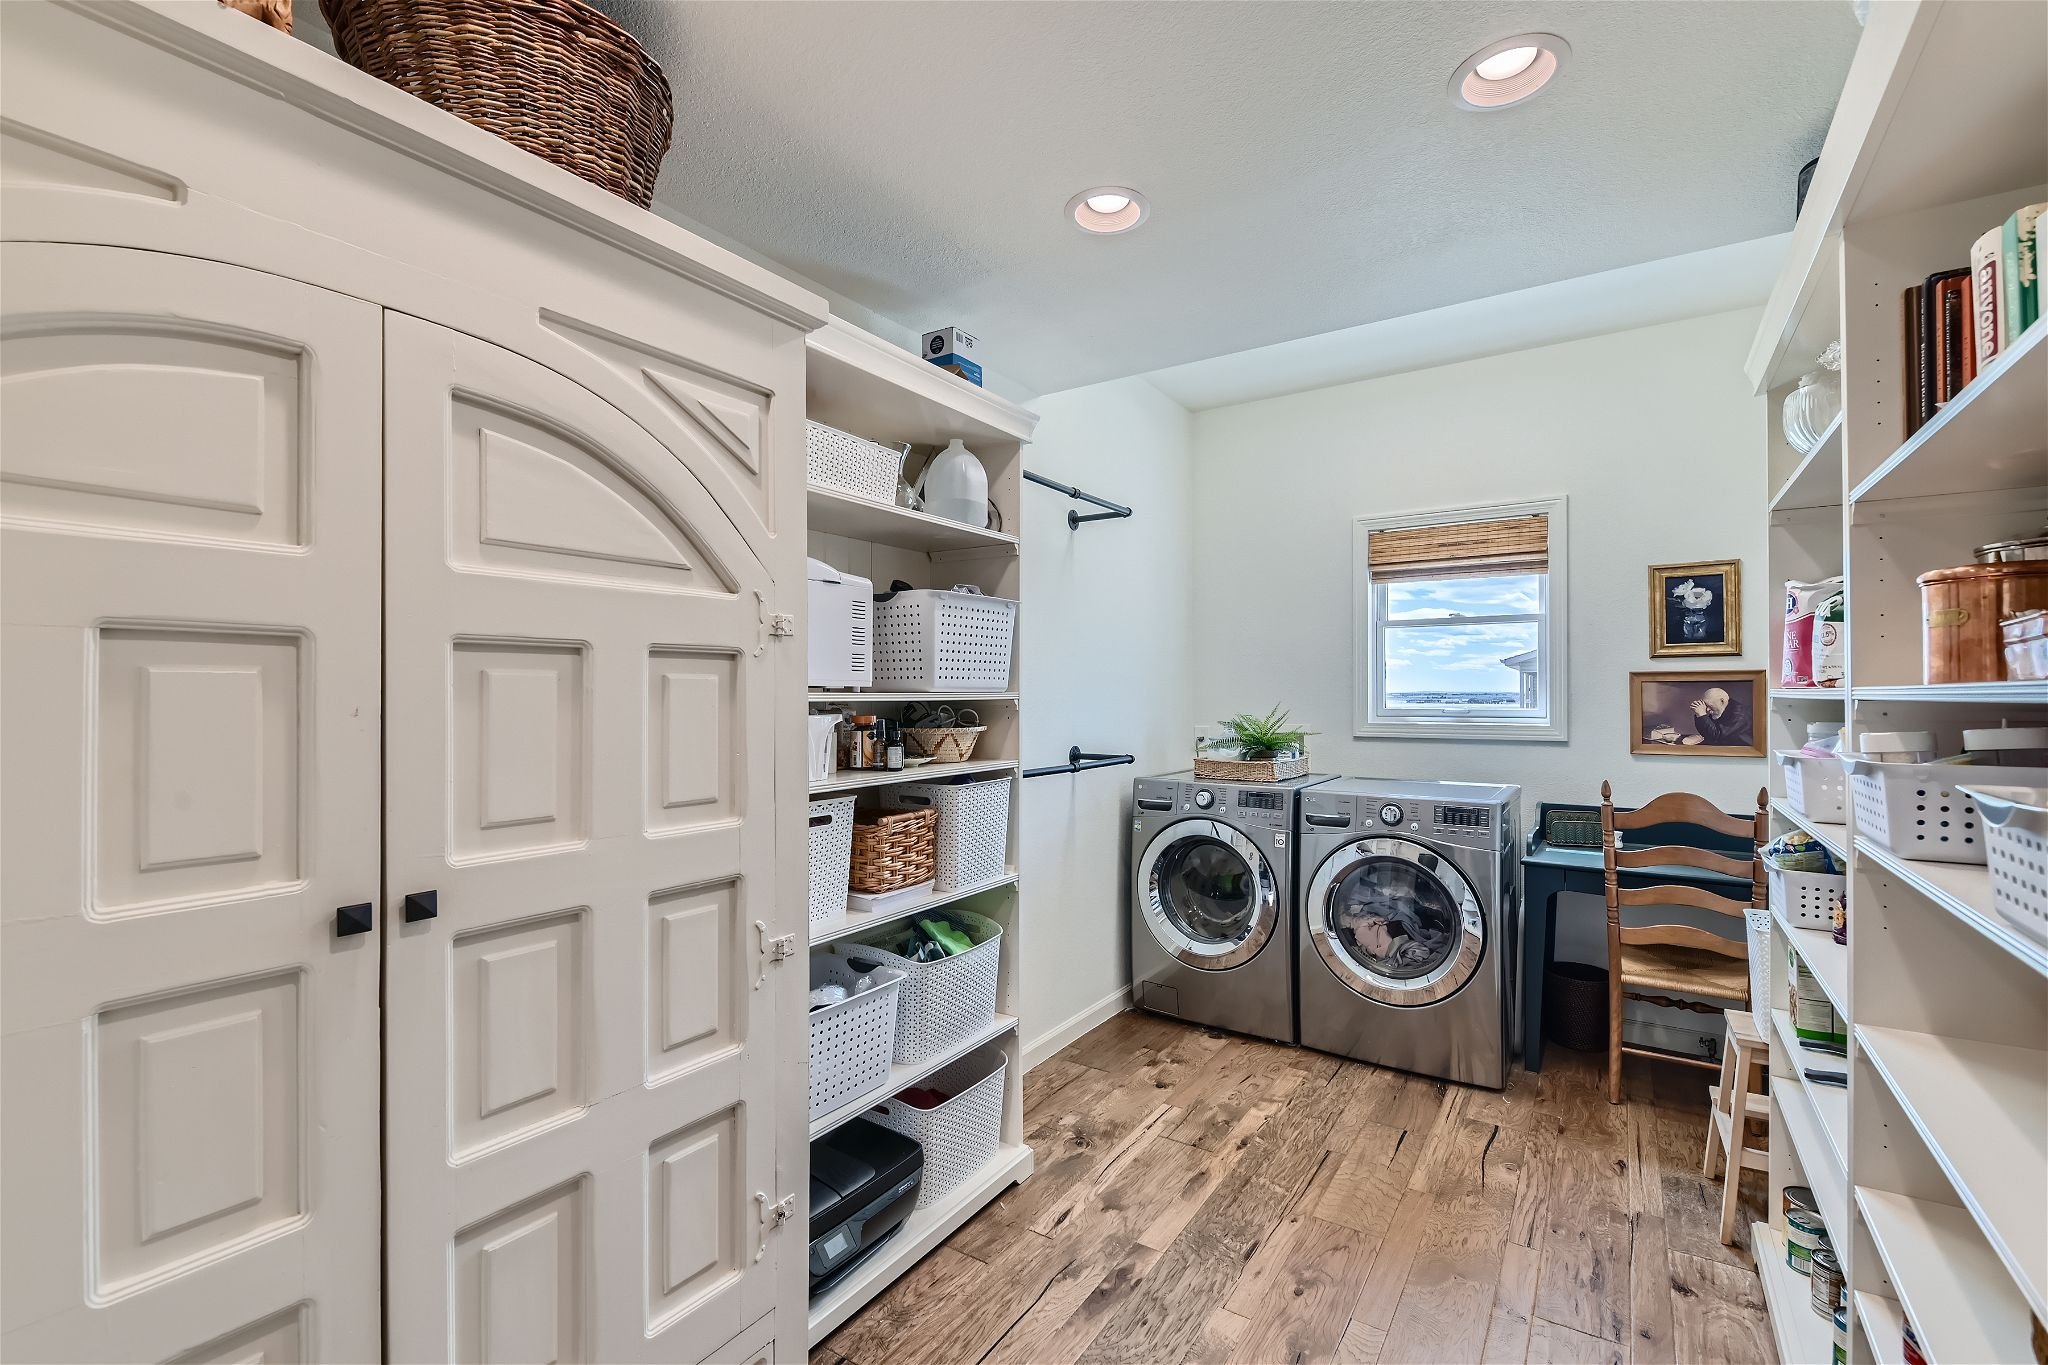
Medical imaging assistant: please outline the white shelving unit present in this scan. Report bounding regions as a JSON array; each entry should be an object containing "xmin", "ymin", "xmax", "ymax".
[
  {"xmin": 1751, "ymin": 6, "xmax": 2048, "ymax": 1362},
  {"xmin": 800, "ymin": 316, "xmax": 1038, "ymax": 1346}
]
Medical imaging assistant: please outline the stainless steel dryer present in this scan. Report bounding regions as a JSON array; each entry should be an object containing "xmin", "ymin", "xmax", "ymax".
[
  {"xmin": 1296, "ymin": 779, "xmax": 1520, "ymax": 1088},
  {"xmin": 1129, "ymin": 771, "xmax": 1331, "ymax": 1044}
]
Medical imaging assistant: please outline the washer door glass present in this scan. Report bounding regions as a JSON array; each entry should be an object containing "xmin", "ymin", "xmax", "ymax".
[
  {"xmin": 1140, "ymin": 819, "xmax": 1278, "ymax": 971},
  {"xmin": 1307, "ymin": 836, "xmax": 1485, "ymax": 1006}
]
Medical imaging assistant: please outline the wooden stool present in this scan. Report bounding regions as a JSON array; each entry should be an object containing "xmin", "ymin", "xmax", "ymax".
[{"xmin": 1703, "ymin": 1008, "xmax": 1770, "ymax": 1245}]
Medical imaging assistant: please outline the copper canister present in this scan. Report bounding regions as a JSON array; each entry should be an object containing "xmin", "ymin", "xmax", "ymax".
[{"xmin": 1918, "ymin": 562, "xmax": 2048, "ymax": 683}]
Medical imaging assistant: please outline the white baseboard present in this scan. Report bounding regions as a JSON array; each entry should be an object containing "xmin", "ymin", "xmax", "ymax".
[{"xmin": 1024, "ymin": 984, "xmax": 1131, "ymax": 1070}]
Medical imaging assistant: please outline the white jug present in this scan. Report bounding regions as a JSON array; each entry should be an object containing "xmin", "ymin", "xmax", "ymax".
[{"xmin": 915, "ymin": 439, "xmax": 988, "ymax": 527}]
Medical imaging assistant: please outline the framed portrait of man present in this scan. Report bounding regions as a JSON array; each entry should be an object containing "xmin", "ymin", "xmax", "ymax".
[{"xmin": 1629, "ymin": 670, "xmax": 1766, "ymax": 757}]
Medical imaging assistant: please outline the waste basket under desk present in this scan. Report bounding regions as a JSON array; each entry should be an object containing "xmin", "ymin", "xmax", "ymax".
[{"xmin": 1519, "ymin": 802, "xmax": 1755, "ymax": 1074}]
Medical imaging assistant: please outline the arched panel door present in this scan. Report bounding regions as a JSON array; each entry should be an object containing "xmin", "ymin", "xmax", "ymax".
[
  {"xmin": 0, "ymin": 244, "xmax": 382, "ymax": 1363},
  {"xmin": 380, "ymin": 313, "xmax": 785, "ymax": 1365}
]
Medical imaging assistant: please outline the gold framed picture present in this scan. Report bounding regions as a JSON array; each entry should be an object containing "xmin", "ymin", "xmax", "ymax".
[
  {"xmin": 1648, "ymin": 559, "xmax": 1742, "ymax": 657},
  {"xmin": 1629, "ymin": 670, "xmax": 1767, "ymax": 757}
]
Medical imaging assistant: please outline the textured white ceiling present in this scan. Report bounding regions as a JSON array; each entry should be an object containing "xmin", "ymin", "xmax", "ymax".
[{"xmin": 596, "ymin": 1, "xmax": 1861, "ymax": 397}]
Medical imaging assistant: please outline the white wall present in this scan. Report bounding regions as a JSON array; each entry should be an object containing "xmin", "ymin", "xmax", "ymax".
[
  {"xmin": 1018, "ymin": 377, "xmax": 1195, "ymax": 1061},
  {"xmin": 1191, "ymin": 307, "xmax": 1770, "ymax": 815},
  {"xmin": 1191, "ymin": 309, "xmax": 1770, "ymax": 1036}
]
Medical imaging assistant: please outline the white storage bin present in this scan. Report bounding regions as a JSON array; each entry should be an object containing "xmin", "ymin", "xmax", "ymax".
[
  {"xmin": 1843, "ymin": 757, "xmax": 2047, "ymax": 865},
  {"xmin": 1744, "ymin": 908, "xmax": 1774, "ymax": 1013},
  {"xmin": 807, "ymin": 420, "xmax": 904, "ymax": 503},
  {"xmin": 807, "ymin": 956, "xmax": 905, "ymax": 1121},
  {"xmin": 886, "ymin": 775, "xmax": 1012, "ymax": 890},
  {"xmin": 808, "ymin": 795, "xmax": 856, "ymax": 934},
  {"xmin": 872, "ymin": 585, "xmax": 1016, "ymax": 691},
  {"xmin": 835, "ymin": 909, "xmax": 1002, "ymax": 1066},
  {"xmin": 1769, "ymin": 861, "xmax": 1845, "ymax": 929},
  {"xmin": 866, "ymin": 1045, "xmax": 1007, "ymax": 1207},
  {"xmin": 1776, "ymin": 750, "xmax": 1846, "ymax": 823},
  {"xmin": 1958, "ymin": 785, "xmax": 2048, "ymax": 947}
]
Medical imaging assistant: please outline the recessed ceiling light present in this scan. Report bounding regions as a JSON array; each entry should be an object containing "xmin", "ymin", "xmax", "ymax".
[
  {"xmin": 1451, "ymin": 34, "xmax": 1569, "ymax": 111},
  {"xmin": 1068, "ymin": 186, "xmax": 1149, "ymax": 234}
]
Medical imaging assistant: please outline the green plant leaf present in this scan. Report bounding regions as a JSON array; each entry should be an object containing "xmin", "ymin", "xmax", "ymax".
[{"xmin": 1218, "ymin": 705, "xmax": 1314, "ymax": 760}]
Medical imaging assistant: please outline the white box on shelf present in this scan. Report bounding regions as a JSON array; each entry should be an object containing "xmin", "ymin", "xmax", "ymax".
[
  {"xmin": 1770, "ymin": 862, "xmax": 1847, "ymax": 929},
  {"xmin": 807, "ymin": 795, "xmax": 856, "ymax": 934},
  {"xmin": 807, "ymin": 420, "xmax": 905, "ymax": 503},
  {"xmin": 1842, "ymin": 756, "xmax": 2048, "ymax": 865},
  {"xmin": 807, "ymin": 558, "xmax": 873, "ymax": 689},
  {"xmin": 885, "ymin": 774, "xmax": 1012, "ymax": 890},
  {"xmin": 1777, "ymin": 750, "xmax": 1847, "ymax": 823},
  {"xmin": 865, "ymin": 1045, "xmax": 1007, "ymax": 1206},
  {"xmin": 835, "ymin": 908, "xmax": 1002, "ymax": 1066},
  {"xmin": 807, "ymin": 957, "xmax": 904, "ymax": 1121},
  {"xmin": 872, "ymin": 585, "xmax": 1016, "ymax": 692},
  {"xmin": 1957, "ymin": 784, "xmax": 2048, "ymax": 945}
]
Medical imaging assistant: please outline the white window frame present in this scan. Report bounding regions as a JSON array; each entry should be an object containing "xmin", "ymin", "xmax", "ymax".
[{"xmin": 1352, "ymin": 495, "xmax": 1569, "ymax": 742}]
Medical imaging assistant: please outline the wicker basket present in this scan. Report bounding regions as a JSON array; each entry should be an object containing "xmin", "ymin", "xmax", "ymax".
[
  {"xmin": 320, "ymin": 0, "xmax": 674, "ymax": 206},
  {"xmin": 1193, "ymin": 754, "xmax": 1309, "ymax": 782},
  {"xmin": 904, "ymin": 725, "xmax": 986, "ymax": 763},
  {"xmin": 1544, "ymin": 961, "xmax": 1608, "ymax": 1052},
  {"xmin": 850, "ymin": 806, "xmax": 937, "ymax": 894}
]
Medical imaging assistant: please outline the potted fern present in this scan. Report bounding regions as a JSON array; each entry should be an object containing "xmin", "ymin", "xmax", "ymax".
[{"xmin": 1195, "ymin": 706, "xmax": 1314, "ymax": 782}]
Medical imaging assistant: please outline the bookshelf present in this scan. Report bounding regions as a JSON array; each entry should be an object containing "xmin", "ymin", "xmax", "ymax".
[
  {"xmin": 1752, "ymin": 5, "xmax": 2048, "ymax": 1364},
  {"xmin": 800, "ymin": 317, "xmax": 1038, "ymax": 1345}
]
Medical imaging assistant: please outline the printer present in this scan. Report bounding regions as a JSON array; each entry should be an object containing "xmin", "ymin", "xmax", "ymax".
[{"xmin": 809, "ymin": 1118, "xmax": 922, "ymax": 1297}]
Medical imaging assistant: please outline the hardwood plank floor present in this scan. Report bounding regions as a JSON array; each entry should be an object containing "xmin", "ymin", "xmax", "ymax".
[{"xmin": 816, "ymin": 1013, "xmax": 1773, "ymax": 1365}]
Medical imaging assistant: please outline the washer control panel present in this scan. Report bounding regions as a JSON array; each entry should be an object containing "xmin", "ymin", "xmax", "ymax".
[
  {"xmin": 1194, "ymin": 789, "xmax": 1215, "ymax": 810},
  {"xmin": 1378, "ymin": 802, "xmax": 1405, "ymax": 827}
]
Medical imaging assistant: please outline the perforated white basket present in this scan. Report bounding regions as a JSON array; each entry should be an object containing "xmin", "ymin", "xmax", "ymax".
[
  {"xmin": 807, "ymin": 957, "xmax": 905, "ymax": 1121},
  {"xmin": 872, "ymin": 586, "xmax": 1016, "ymax": 691},
  {"xmin": 1745, "ymin": 908, "xmax": 1774, "ymax": 1011},
  {"xmin": 1777, "ymin": 751, "xmax": 1846, "ymax": 824},
  {"xmin": 866, "ymin": 1046, "xmax": 1007, "ymax": 1207},
  {"xmin": 806, "ymin": 421, "xmax": 905, "ymax": 503},
  {"xmin": 1769, "ymin": 861, "xmax": 1845, "ymax": 929},
  {"xmin": 835, "ymin": 908, "xmax": 1002, "ymax": 1066},
  {"xmin": 1843, "ymin": 757, "xmax": 2046, "ymax": 865},
  {"xmin": 1958, "ymin": 786, "xmax": 2048, "ymax": 947},
  {"xmin": 808, "ymin": 795, "xmax": 856, "ymax": 934},
  {"xmin": 886, "ymin": 775, "xmax": 1011, "ymax": 890}
]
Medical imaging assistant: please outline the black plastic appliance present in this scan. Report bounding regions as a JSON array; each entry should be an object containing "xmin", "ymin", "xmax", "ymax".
[{"xmin": 809, "ymin": 1118, "xmax": 922, "ymax": 1298}]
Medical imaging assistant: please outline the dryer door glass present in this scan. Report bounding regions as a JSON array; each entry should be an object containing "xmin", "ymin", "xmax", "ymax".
[
  {"xmin": 1328, "ymin": 857, "xmax": 1460, "ymax": 981},
  {"xmin": 1158, "ymin": 837, "xmax": 1257, "ymax": 941},
  {"xmin": 1306, "ymin": 836, "xmax": 1486, "ymax": 1006},
  {"xmin": 1139, "ymin": 819, "xmax": 1278, "ymax": 971}
]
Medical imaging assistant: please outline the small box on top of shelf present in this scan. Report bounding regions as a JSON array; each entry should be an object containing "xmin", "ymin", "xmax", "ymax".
[{"xmin": 921, "ymin": 326, "xmax": 982, "ymax": 386}]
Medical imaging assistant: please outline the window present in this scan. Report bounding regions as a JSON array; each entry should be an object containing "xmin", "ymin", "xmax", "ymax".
[{"xmin": 1353, "ymin": 497, "xmax": 1567, "ymax": 741}]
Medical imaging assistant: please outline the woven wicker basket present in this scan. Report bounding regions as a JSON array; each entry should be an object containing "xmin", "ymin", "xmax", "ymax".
[
  {"xmin": 850, "ymin": 806, "xmax": 937, "ymax": 894},
  {"xmin": 320, "ymin": 0, "xmax": 674, "ymax": 206},
  {"xmin": 1193, "ymin": 754, "xmax": 1309, "ymax": 782},
  {"xmin": 904, "ymin": 725, "xmax": 986, "ymax": 763}
]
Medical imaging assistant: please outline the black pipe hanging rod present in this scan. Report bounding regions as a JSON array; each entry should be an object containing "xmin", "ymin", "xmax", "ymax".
[
  {"xmin": 1023, "ymin": 470, "xmax": 1134, "ymax": 529},
  {"xmin": 1023, "ymin": 747, "xmax": 1137, "ymax": 779}
]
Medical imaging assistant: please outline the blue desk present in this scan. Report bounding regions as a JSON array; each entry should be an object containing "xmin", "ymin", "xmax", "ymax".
[{"xmin": 1519, "ymin": 807, "xmax": 1754, "ymax": 1074}]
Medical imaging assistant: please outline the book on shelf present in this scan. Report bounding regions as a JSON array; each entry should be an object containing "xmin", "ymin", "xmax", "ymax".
[
  {"xmin": 1903, "ymin": 282, "xmax": 1926, "ymax": 436},
  {"xmin": 1972, "ymin": 226, "xmax": 2003, "ymax": 372},
  {"xmin": 1930, "ymin": 269, "xmax": 1970, "ymax": 409},
  {"xmin": 2004, "ymin": 202, "xmax": 2043, "ymax": 341}
]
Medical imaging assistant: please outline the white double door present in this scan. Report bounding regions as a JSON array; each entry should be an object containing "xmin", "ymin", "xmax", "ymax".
[{"xmin": 2, "ymin": 245, "xmax": 785, "ymax": 1363}]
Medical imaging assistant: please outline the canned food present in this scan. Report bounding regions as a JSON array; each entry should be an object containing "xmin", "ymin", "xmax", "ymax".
[
  {"xmin": 1786, "ymin": 1208, "xmax": 1828, "ymax": 1275},
  {"xmin": 1783, "ymin": 1185, "xmax": 1817, "ymax": 1217},
  {"xmin": 1810, "ymin": 1246, "xmax": 1844, "ymax": 1319},
  {"xmin": 1833, "ymin": 1304, "xmax": 1849, "ymax": 1365}
]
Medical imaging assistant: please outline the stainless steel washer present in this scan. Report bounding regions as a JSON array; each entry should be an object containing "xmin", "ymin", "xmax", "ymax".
[
  {"xmin": 1296, "ymin": 779, "xmax": 1520, "ymax": 1088},
  {"xmin": 1129, "ymin": 770, "xmax": 1331, "ymax": 1044}
]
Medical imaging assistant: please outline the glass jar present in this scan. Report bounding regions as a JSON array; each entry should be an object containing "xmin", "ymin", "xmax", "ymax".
[{"xmin": 1782, "ymin": 370, "xmax": 1841, "ymax": 456}]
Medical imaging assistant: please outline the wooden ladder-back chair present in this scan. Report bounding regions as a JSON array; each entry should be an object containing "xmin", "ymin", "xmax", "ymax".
[{"xmin": 1600, "ymin": 782, "xmax": 1769, "ymax": 1104}]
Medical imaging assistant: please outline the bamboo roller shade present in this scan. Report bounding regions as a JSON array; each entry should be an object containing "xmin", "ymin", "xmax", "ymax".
[{"xmin": 1367, "ymin": 514, "xmax": 1548, "ymax": 582}]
